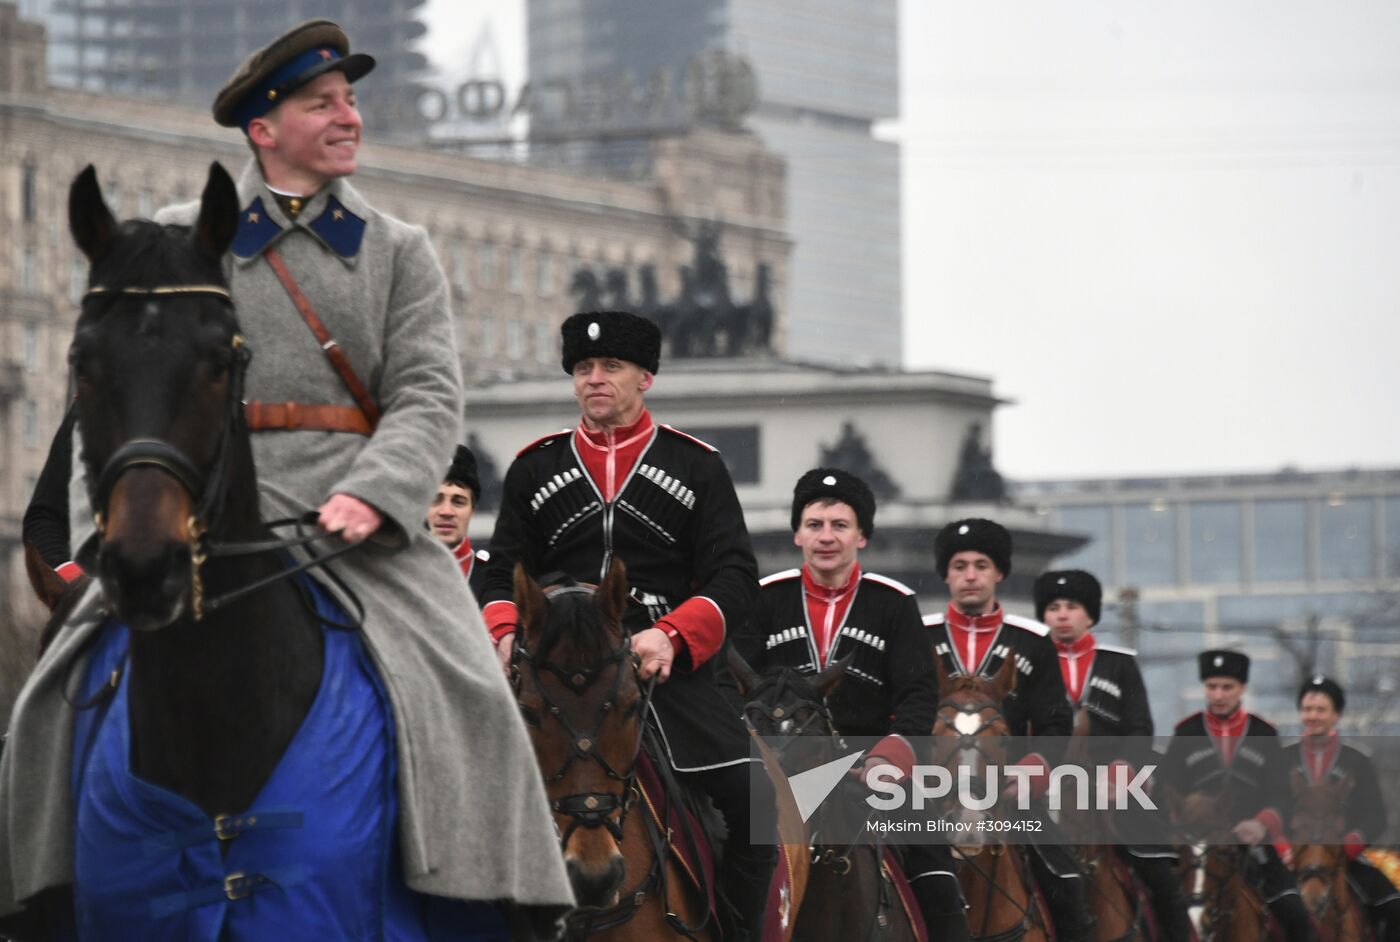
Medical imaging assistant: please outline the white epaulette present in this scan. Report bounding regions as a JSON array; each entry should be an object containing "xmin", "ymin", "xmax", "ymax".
[
  {"xmin": 1095, "ymin": 642, "xmax": 1138, "ymax": 657},
  {"xmin": 475, "ymin": 549, "xmax": 491, "ymax": 563},
  {"xmin": 759, "ymin": 568, "xmax": 801, "ymax": 587},
  {"xmin": 861, "ymin": 572, "xmax": 915, "ymax": 596},
  {"xmin": 921, "ymin": 612, "xmax": 945, "ymax": 627},
  {"xmin": 1002, "ymin": 613, "xmax": 1049, "ymax": 637},
  {"xmin": 658, "ymin": 424, "xmax": 718, "ymax": 452}
]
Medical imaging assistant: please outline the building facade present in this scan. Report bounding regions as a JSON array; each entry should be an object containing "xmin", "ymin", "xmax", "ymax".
[
  {"xmin": 0, "ymin": 2, "xmax": 790, "ymax": 631},
  {"xmin": 1015, "ymin": 469, "xmax": 1400, "ymax": 732},
  {"xmin": 525, "ymin": 0, "xmax": 902, "ymax": 369},
  {"xmin": 16, "ymin": 0, "xmax": 431, "ymax": 138}
]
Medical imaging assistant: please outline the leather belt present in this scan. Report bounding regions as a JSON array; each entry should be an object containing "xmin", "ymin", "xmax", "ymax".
[{"xmin": 244, "ymin": 401, "xmax": 373, "ymax": 436}]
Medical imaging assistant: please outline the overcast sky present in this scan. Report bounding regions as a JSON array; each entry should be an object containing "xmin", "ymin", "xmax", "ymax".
[{"xmin": 420, "ymin": 1, "xmax": 1400, "ymax": 480}]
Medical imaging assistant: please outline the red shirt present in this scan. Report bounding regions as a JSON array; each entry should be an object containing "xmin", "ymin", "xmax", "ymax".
[
  {"xmin": 1055, "ymin": 633, "xmax": 1097, "ymax": 703},
  {"xmin": 1302, "ymin": 730, "xmax": 1341, "ymax": 782},
  {"xmin": 575, "ymin": 410, "xmax": 654, "ymax": 501},
  {"xmin": 451, "ymin": 538, "xmax": 476, "ymax": 581},
  {"xmin": 944, "ymin": 603, "xmax": 1005, "ymax": 674},
  {"xmin": 1204, "ymin": 708, "xmax": 1249, "ymax": 766},
  {"xmin": 802, "ymin": 564, "xmax": 861, "ymax": 668}
]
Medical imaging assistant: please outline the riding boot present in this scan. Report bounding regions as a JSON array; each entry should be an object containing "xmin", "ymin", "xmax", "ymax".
[
  {"xmin": 1030, "ymin": 848, "xmax": 1095, "ymax": 942},
  {"xmin": 1044, "ymin": 876, "xmax": 1096, "ymax": 942},
  {"xmin": 910, "ymin": 874, "xmax": 971, "ymax": 942},
  {"xmin": 1129, "ymin": 853, "xmax": 1192, "ymax": 942},
  {"xmin": 1376, "ymin": 898, "xmax": 1400, "ymax": 942},
  {"xmin": 719, "ymin": 838, "xmax": 778, "ymax": 942},
  {"xmin": 1267, "ymin": 893, "xmax": 1318, "ymax": 942}
]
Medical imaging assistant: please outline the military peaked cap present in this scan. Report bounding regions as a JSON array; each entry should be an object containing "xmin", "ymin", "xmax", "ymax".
[{"xmin": 214, "ymin": 20, "xmax": 376, "ymax": 130}]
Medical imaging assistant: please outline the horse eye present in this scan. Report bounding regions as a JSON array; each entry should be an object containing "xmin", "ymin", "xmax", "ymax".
[{"xmin": 68, "ymin": 346, "xmax": 95, "ymax": 383}]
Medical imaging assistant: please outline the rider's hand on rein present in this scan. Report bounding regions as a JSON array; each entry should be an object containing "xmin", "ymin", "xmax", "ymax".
[
  {"xmin": 631, "ymin": 627, "xmax": 674, "ymax": 683},
  {"xmin": 318, "ymin": 492, "xmax": 383, "ymax": 543},
  {"xmin": 1232, "ymin": 817, "xmax": 1267, "ymax": 846}
]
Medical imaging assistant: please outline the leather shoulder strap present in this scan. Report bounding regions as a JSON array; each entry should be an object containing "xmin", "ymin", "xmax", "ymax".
[{"xmin": 263, "ymin": 247, "xmax": 381, "ymax": 430}]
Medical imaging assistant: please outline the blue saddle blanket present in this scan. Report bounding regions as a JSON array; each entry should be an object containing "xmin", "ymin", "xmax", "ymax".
[{"xmin": 70, "ymin": 578, "xmax": 507, "ymax": 940}]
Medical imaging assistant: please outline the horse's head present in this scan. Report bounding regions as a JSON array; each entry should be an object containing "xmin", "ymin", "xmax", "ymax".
[
  {"xmin": 1168, "ymin": 785, "xmax": 1237, "ymax": 845},
  {"xmin": 730, "ymin": 646, "xmax": 848, "ymax": 772},
  {"xmin": 929, "ymin": 656, "xmax": 1016, "ymax": 847},
  {"xmin": 68, "ymin": 163, "xmax": 243, "ymax": 631},
  {"xmin": 1290, "ymin": 769, "xmax": 1353, "ymax": 917},
  {"xmin": 513, "ymin": 559, "xmax": 645, "ymax": 909}
]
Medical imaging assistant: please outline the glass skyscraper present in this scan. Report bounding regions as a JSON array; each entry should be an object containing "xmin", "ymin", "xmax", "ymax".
[{"xmin": 527, "ymin": 0, "xmax": 902, "ymax": 367}]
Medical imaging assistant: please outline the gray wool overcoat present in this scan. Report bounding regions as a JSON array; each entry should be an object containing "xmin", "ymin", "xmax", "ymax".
[{"xmin": 0, "ymin": 162, "xmax": 574, "ymax": 928}]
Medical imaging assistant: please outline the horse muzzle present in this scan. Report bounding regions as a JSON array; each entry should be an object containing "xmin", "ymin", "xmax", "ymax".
[
  {"xmin": 98, "ymin": 467, "xmax": 197, "ymax": 630},
  {"xmin": 566, "ymin": 854, "xmax": 625, "ymax": 908}
]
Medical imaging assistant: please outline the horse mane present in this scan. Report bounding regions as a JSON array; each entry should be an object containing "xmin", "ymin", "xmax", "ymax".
[
  {"xmin": 531, "ymin": 573, "xmax": 617, "ymax": 665},
  {"xmin": 755, "ymin": 666, "xmax": 822, "ymax": 704},
  {"xmin": 85, "ymin": 220, "xmax": 224, "ymax": 299}
]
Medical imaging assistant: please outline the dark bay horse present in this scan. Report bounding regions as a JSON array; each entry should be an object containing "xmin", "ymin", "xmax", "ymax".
[
  {"xmin": 2, "ymin": 163, "xmax": 506, "ymax": 940},
  {"xmin": 1061, "ymin": 709, "xmax": 1150, "ymax": 942},
  {"xmin": 729, "ymin": 649, "xmax": 924, "ymax": 942},
  {"xmin": 1289, "ymin": 771, "xmax": 1364, "ymax": 942},
  {"xmin": 65, "ymin": 162, "xmax": 323, "ymax": 817},
  {"xmin": 929, "ymin": 659, "xmax": 1051, "ymax": 942},
  {"xmin": 512, "ymin": 561, "xmax": 712, "ymax": 941}
]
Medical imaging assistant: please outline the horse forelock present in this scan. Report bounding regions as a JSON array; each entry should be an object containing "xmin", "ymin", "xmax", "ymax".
[
  {"xmin": 530, "ymin": 581, "xmax": 618, "ymax": 668},
  {"xmin": 83, "ymin": 220, "xmax": 224, "ymax": 300}
]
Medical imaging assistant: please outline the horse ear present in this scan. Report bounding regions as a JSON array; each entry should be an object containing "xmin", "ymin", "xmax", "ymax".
[
  {"xmin": 69, "ymin": 165, "xmax": 117, "ymax": 263},
  {"xmin": 596, "ymin": 556, "xmax": 628, "ymax": 633},
  {"xmin": 992, "ymin": 650, "xmax": 1018, "ymax": 702},
  {"xmin": 933, "ymin": 653, "xmax": 952, "ymax": 697},
  {"xmin": 728, "ymin": 645, "xmax": 762, "ymax": 698},
  {"xmin": 24, "ymin": 542, "xmax": 68, "ymax": 613},
  {"xmin": 193, "ymin": 162, "xmax": 239, "ymax": 261},
  {"xmin": 1289, "ymin": 767, "xmax": 1305, "ymax": 799},
  {"xmin": 512, "ymin": 563, "xmax": 548, "ymax": 646},
  {"xmin": 1160, "ymin": 782, "xmax": 1183, "ymax": 822},
  {"xmin": 815, "ymin": 649, "xmax": 853, "ymax": 699}
]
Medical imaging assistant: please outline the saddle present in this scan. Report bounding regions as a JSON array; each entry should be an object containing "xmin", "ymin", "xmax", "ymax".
[{"xmin": 634, "ymin": 751, "xmax": 801, "ymax": 941}]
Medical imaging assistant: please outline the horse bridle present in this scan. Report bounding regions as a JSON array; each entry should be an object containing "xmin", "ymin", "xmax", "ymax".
[
  {"xmin": 512, "ymin": 585, "xmax": 657, "ymax": 849},
  {"xmin": 78, "ymin": 283, "xmax": 369, "ymax": 622}
]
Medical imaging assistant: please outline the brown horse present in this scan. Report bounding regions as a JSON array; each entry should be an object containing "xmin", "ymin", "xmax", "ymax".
[
  {"xmin": 1060, "ymin": 709, "xmax": 1149, "ymax": 942},
  {"xmin": 512, "ymin": 561, "xmax": 713, "ymax": 941},
  {"xmin": 729, "ymin": 650, "xmax": 924, "ymax": 942},
  {"xmin": 1289, "ymin": 771, "xmax": 1364, "ymax": 942},
  {"xmin": 930, "ymin": 658, "xmax": 1051, "ymax": 942},
  {"xmin": 1173, "ymin": 789, "xmax": 1272, "ymax": 942}
]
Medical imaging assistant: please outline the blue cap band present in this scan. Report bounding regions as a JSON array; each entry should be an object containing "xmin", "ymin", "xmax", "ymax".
[{"xmin": 232, "ymin": 46, "xmax": 343, "ymax": 131}]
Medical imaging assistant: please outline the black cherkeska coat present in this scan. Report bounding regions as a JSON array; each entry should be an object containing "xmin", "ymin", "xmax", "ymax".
[
  {"xmin": 1069, "ymin": 642, "xmax": 1156, "ymax": 768},
  {"xmin": 922, "ymin": 610, "xmax": 1074, "ymax": 763},
  {"xmin": 736, "ymin": 568, "xmax": 940, "ymax": 740},
  {"xmin": 1280, "ymin": 737, "xmax": 1387, "ymax": 842},
  {"xmin": 1162, "ymin": 711, "xmax": 1288, "ymax": 825},
  {"xmin": 481, "ymin": 423, "xmax": 758, "ymax": 771}
]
